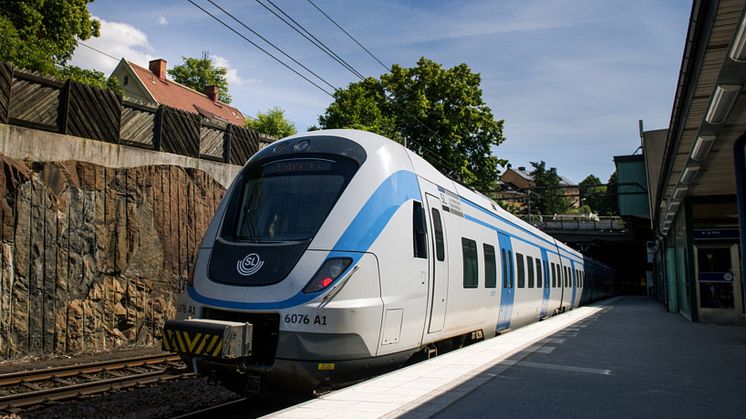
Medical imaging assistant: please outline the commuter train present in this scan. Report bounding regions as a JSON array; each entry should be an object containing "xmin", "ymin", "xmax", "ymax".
[{"xmin": 162, "ymin": 129, "xmax": 615, "ymax": 394}]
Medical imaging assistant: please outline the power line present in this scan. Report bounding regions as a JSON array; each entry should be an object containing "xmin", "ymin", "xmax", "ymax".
[
  {"xmin": 187, "ymin": 0, "xmax": 334, "ymax": 97},
  {"xmin": 305, "ymin": 0, "xmax": 390, "ymax": 73},
  {"xmin": 255, "ymin": 0, "xmax": 365, "ymax": 80},
  {"xmin": 78, "ymin": 42, "xmax": 120, "ymax": 62},
  {"xmin": 205, "ymin": 0, "xmax": 338, "ymax": 92}
]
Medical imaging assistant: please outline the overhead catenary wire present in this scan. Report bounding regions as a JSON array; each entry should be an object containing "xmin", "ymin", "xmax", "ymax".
[
  {"xmin": 305, "ymin": 0, "xmax": 391, "ymax": 73},
  {"xmin": 255, "ymin": 0, "xmax": 366, "ymax": 80},
  {"xmin": 187, "ymin": 0, "xmax": 334, "ymax": 97},
  {"xmin": 205, "ymin": 0, "xmax": 338, "ymax": 92},
  {"xmin": 78, "ymin": 42, "xmax": 120, "ymax": 62},
  {"xmin": 193, "ymin": 0, "xmax": 486, "ymax": 188}
]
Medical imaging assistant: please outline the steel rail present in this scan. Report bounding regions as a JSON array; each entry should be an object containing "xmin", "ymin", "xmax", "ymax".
[
  {"xmin": 0, "ymin": 353, "xmax": 181, "ymax": 386},
  {"xmin": 0, "ymin": 369, "xmax": 196, "ymax": 409}
]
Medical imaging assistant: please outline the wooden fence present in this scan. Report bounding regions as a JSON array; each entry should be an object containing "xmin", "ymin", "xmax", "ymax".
[{"xmin": 0, "ymin": 61, "xmax": 271, "ymax": 164}]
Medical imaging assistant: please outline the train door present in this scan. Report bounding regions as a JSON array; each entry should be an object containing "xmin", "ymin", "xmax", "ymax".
[
  {"xmin": 558, "ymin": 258, "xmax": 565, "ymax": 310},
  {"xmin": 539, "ymin": 249, "xmax": 551, "ymax": 318},
  {"xmin": 496, "ymin": 232, "xmax": 515, "ymax": 331},
  {"xmin": 425, "ymin": 194, "xmax": 448, "ymax": 333},
  {"xmin": 570, "ymin": 260, "xmax": 577, "ymax": 308}
]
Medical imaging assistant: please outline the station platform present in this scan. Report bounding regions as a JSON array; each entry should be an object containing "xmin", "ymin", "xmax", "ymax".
[{"xmin": 267, "ymin": 296, "xmax": 746, "ymax": 418}]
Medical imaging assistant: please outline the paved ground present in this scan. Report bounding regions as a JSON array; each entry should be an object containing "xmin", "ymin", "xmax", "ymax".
[{"xmin": 429, "ymin": 296, "xmax": 746, "ymax": 418}]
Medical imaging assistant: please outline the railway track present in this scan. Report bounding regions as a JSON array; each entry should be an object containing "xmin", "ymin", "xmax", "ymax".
[{"xmin": 0, "ymin": 353, "xmax": 195, "ymax": 410}]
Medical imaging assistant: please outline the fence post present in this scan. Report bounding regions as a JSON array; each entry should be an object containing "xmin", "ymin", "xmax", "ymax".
[
  {"xmin": 224, "ymin": 124, "xmax": 232, "ymax": 163},
  {"xmin": 0, "ymin": 61, "xmax": 12, "ymax": 124},
  {"xmin": 154, "ymin": 106, "xmax": 163, "ymax": 152},
  {"xmin": 58, "ymin": 80, "xmax": 71, "ymax": 135}
]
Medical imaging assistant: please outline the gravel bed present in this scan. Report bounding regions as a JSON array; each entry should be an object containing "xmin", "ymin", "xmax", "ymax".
[{"xmin": 4, "ymin": 377, "xmax": 242, "ymax": 419}]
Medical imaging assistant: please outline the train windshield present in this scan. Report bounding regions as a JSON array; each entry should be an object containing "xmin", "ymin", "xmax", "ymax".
[{"xmin": 229, "ymin": 156, "xmax": 358, "ymax": 242}]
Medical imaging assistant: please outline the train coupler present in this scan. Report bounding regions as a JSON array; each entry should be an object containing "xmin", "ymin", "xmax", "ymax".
[{"xmin": 162, "ymin": 319, "xmax": 253, "ymax": 359}]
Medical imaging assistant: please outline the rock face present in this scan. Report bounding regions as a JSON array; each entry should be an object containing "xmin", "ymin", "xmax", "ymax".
[{"xmin": 0, "ymin": 154, "xmax": 226, "ymax": 357}]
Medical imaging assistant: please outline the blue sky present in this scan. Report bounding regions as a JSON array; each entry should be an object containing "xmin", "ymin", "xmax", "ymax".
[{"xmin": 71, "ymin": 0, "xmax": 692, "ymax": 183}]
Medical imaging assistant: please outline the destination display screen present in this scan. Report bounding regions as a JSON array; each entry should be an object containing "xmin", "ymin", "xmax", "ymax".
[{"xmin": 262, "ymin": 159, "xmax": 334, "ymax": 175}]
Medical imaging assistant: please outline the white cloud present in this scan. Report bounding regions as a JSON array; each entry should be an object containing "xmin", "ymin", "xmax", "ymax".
[
  {"xmin": 158, "ymin": 16, "xmax": 168, "ymax": 26},
  {"xmin": 70, "ymin": 17, "xmax": 155, "ymax": 75},
  {"xmin": 210, "ymin": 54, "xmax": 256, "ymax": 87}
]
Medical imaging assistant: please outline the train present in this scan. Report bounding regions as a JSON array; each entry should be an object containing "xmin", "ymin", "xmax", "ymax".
[{"xmin": 162, "ymin": 129, "xmax": 616, "ymax": 394}]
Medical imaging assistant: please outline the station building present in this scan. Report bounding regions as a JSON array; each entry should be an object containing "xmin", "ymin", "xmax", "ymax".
[{"xmin": 644, "ymin": 0, "xmax": 746, "ymax": 323}]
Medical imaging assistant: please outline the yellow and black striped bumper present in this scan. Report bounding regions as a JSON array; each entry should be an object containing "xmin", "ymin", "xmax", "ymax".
[{"xmin": 162, "ymin": 319, "xmax": 252, "ymax": 359}]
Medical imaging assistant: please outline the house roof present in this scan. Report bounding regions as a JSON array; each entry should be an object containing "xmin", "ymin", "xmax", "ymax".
[
  {"xmin": 127, "ymin": 61, "xmax": 245, "ymax": 126},
  {"xmin": 505, "ymin": 167, "xmax": 576, "ymax": 187}
]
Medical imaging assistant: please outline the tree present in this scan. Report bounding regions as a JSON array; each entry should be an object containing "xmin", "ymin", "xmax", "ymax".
[
  {"xmin": 59, "ymin": 66, "xmax": 122, "ymax": 93},
  {"xmin": 317, "ymin": 57, "xmax": 506, "ymax": 193},
  {"xmin": 0, "ymin": 0, "xmax": 100, "ymax": 74},
  {"xmin": 578, "ymin": 174, "xmax": 606, "ymax": 213},
  {"xmin": 168, "ymin": 53, "xmax": 231, "ymax": 103},
  {"xmin": 529, "ymin": 161, "xmax": 569, "ymax": 215},
  {"xmin": 599, "ymin": 171, "xmax": 619, "ymax": 216},
  {"xmin": 245, "ymin": 107, "xmax": 297, "ymax": 138}
]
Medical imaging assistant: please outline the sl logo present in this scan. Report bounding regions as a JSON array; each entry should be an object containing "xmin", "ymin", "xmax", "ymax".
[{"xmin": 237, "ymin": 253, "xmax": 264, "ymax": 276}]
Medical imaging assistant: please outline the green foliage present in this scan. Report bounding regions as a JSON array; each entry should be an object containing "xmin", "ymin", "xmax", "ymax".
[
  {"xmin": 529, "ymin": 161, "xmax": 570, "ymax": 215},
  {"xmin": 245, "ymin": 107, "xmax": 297, "ymax": 139},
  {"xmin": 578, "ymin": 174, "xmax": 606, "ymax": 213},
  {"xmin": 565, "ymin": 204, "xmax": 593, "ymax": 215},
  {"xmin": 168, "ymin": 52, "xmax": 231, "ymax": 104},
  {"xmin": 498, "ymin": 200, "xmax": 523, "ymax": 216},
  {"xmin": 318, "ymin": 57, "xmax": 506, "ymax": 193},
  {"xmin": 601, "ymin": 171, "xmax": 619, "ymax": 216},
  {"xmin": 0, "ymin": 0, "xmax": 99, "ymax": 74},
  {"xmin": 59, "ymin": 65, "xmax": 122, "ymax": 94}
]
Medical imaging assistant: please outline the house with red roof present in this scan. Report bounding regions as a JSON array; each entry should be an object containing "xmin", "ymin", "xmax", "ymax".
[{"xmin": 111, "ymin": 58, "xmax": 246, "ymax": 126}]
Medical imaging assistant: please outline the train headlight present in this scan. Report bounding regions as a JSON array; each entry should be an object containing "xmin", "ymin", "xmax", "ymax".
[{"xmin": 302, "ymin": 258, "xmax": 353, "ymax": 293}]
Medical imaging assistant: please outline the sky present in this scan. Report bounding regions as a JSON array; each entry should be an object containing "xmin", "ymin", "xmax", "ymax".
[{"xmin": 71, "ymin": 0, "xmax": 692, "ymax": 184}]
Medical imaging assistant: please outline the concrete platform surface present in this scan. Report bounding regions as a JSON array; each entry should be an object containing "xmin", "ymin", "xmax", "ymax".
[{"xmin": 267, "ymin": 297, "xmax": 746, "ymax": 418}]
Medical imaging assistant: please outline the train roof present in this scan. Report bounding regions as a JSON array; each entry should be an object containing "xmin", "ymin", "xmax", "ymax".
[{"xmin": 278, "ymin": 129, "xmax": 613, "ymax": 271}]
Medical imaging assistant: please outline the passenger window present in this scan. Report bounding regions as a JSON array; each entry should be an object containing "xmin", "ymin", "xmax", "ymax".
[
  {"xmin": 552, "ymin": 263, "xmax": 557, "ymax": 288},
  {"xmin": 462, "ymin": 238, "xmax": 478, "ymax": 288},
  {"xmin": 413, "ymin": 201, "xmax": 427, "ymax": 259},
  {"xmin": 516, "ymin": 253, "xmax": 525, "ymax": 288},
  {"xmin": 484, "ymin": 244, "xmax": 496, "ymax": 288},
  {"xmin": 565, "ymin": 267, "xmax": 570, "ymax": 287},
  {"xmin": 508, "ymin": 251, "xmax": 514, "ymax": 288},
  {"xmin": 431, "ymin": 208, "xmax": 445, "ymax": 261},
  {"xmin": 536, "ymin": 258, "xmax": 543, "ymax": 288},
  {"xmin": 527, "ymin": 256, "xmax": 535, "ymax": 288},
  {"xmin": 501, "ymin": 249, "xmax": 508, "ymax": 288}
]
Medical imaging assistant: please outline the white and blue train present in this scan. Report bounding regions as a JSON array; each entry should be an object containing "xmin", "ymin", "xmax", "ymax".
[{"xmin": 163, "ymin": 129, "xmax": 615, "ymax": 394}]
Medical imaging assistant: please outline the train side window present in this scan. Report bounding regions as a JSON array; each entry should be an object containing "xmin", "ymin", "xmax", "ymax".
[
  {"xmin": 508, "ymin": 251, "xmax": 514, "ymax": 288},
  {"xmin": 563, "ymin": 267, "xmax": 567, "ymax": 287},
  {"xmin": 527, "ymin": 256, "xmax": 535, "ymax": 288},
  {"xmin": 484, "ymin": 244, "xmax": 496, "ymax": 288},
  {"xmin": 413, "ymin": 201, "xmax": 427, "ymax": 259},
  {"xmin": 565, "ymin": 267, "xmax": 570, "ymax": 287},
  {"xmin": 501, "ymin": 249, "xmax": 508, "ymax": 288},
  {"xmin": 552, "ymin": 263, "xmax": 557, "ymax": 288},
  {"xmin": 536, "ymin": 258, "xmax": 543, "ymax": 288},
  {"xmin": 516, "ymin": 253, "xmax": 525, "ymax": 288},
  {"xmin": 431, "ymin": 208, "xmax": 445, "ymax": 261},
  {"xmin": 556, "ymin": 264, "xmax": 560, "ymax": 287},
  {"xmin": 462, "ymin": 238, "xmax": 478, "ymax": 288}
]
